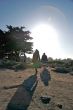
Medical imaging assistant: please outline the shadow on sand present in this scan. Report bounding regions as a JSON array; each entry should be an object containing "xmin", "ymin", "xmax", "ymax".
[
  {"xmin": 6, "ymin": 74, "xmax": 38, "ymax": 110},
  {"xmin": 40, "ymin": 68, "xmax": 51, "ymax": 86}
]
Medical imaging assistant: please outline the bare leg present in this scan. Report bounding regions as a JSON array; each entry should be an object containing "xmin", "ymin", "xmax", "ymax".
[{"xmin": 35, "ymin": 68, "xmax": 38, "ymax": 75}]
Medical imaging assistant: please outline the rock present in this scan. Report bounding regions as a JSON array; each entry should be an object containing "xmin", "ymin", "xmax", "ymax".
[
  {"xmin": 57, "ymin": 104, "xmax": 62, "ymax": 109},
  {"xmin": 40, "ymin": 96, "xmax": 51, "ymax": 104},
  {"xmin": 70, "ymin": 72, "xmax": 73, "ymax": 75}
]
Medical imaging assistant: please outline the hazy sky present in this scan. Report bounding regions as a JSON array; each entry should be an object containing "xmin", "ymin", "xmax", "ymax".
[{"xmin": 0, "ymin": 0, "xmax": 73, "ymax": 59}]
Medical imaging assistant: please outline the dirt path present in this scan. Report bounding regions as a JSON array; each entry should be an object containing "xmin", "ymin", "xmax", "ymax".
[{"xmin": 0, "ymin": 68, "xmax": 73, "ymax": 110}]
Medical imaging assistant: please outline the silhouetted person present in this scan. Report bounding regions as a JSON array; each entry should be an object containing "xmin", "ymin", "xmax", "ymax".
[
  {"xmin": 41, "ymin": 53, "xmax": 48, "ymax": 69},
  {"xmin": 41, "ymin": 53, "xmax": 48, "ymax": 64},
  {"xmin": 32, "ymin": 49, "xmax": 40, "ymax": 75}
]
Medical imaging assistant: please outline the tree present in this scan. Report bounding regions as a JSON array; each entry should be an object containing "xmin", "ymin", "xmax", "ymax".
[
  {"xmin": 0, "ymin": 29, "xmax": 7, "ymax": 58},
  {"xmin": 32, "ymin": 49, "xmax": 40, "ymax": 74},
  {"xmin": 6, "ymin": 25, "xmax": 33, "ymax": 52},
  {"xmin": 0, "ymin": 25, "xmax": 33, "ymax": 60}
]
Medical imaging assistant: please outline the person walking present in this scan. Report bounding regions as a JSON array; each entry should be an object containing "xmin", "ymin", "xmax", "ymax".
[{"xmin": 41, "ymin": 53, "xmax": 48, "ymax": 69}]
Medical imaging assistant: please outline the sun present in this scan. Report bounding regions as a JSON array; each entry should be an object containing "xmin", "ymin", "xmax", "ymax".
[{"xmin": 31, "ymin": 23, "xmax": 60, "ymax": 58}]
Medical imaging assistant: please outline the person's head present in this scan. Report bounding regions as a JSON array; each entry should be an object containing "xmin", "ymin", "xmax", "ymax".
[{"xmin": 43, "ymin": 53, "xmax": 45, "ymax": 55}]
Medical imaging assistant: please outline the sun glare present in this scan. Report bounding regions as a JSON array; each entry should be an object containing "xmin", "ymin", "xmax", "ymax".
[{"xmin": 31, "ymin": 23, "xmax": 60, "ymax": 58}]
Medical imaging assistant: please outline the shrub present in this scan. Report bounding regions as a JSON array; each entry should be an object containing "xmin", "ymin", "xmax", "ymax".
[
  {"xmin": 0, "ymin": 59, "xmax": 26, "ymax": 70},
  {"xmin": 1, "ymin": 60, "xmax": 18, "ymax": 69},
  {"xmin": 13, "ymin": 63, "xmax": 26, "ymax": 71},
  {"xmin": 54, "ymin": 67, "xmax": 70, "ymax": 73}
]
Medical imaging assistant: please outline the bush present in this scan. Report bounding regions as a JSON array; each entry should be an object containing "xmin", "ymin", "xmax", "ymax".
[
  {"xmin": 32, "ymin": 62, "xmax": 42, "ymax": 68},
  {"xmin": 13, "ymin": 63, "xmax": 26, "ymax": 71},
  {"xmin": 0, "ymin": 59, "xmax": 26, "ymax": 70},
  {"xmin": 54, "ymin": 67, "xmax": 70, "ymax": 73},
  {"xmin": 1, "ymin": 60, "xmax": 18, "ymax": 69}
]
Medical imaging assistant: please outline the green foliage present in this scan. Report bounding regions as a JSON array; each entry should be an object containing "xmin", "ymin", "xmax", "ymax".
[
  {"xmin": 6, "ymin": 25, "xmax": 33, "ymax": 53},
  {"xmin": 32, "ymin": 62, "xmax": 41, "ymax": 68},
  {"xmin": 49, "ymin": 58, "xmax": 73, "ymax": 73},
  {"xmin": 0, "ymin": 25, "xmax": 33, "ymax": 60},
  {"xmin": 48, "ymin": 59, "xmax": 73, "ymax": 68},
  {"xmin": 0, "ymin": 60, "xmax": 17, "ymax": 69},
  {"xmin": 14, "ymin": 63, "xmax": 26, "ymax": 71},
  {"xmin": 0, "ymin": 59, "xmax": 26, "ymax": 70},
  {"xmin": 54, "ymin": 67, "xmax": 70, "ymax": 73}
]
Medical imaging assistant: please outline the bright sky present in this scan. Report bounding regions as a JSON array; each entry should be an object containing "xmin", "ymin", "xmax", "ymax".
[{"xmin": 0, "ymin": 0, "xmax": 73, "ymax": 59}]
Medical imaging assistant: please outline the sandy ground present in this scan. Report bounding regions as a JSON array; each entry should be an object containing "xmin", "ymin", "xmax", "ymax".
[{"xmin": 0, "ymin": 68, "xmax": 73, "ymax": 110}]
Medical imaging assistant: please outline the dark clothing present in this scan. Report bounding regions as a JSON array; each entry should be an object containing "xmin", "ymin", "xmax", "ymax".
[{"xmin": 41, "ymin": 53, "xmax": 48, "ymax": 63}]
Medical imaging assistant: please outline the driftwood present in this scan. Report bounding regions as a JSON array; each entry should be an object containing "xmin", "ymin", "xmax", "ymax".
[
  {"xmin": 3, "ymin": 81, "xmax": 37, "ymax": 90},
  {"xmin": 3, "ymin": 84, "xmax": 21, "ymax": 89}
]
